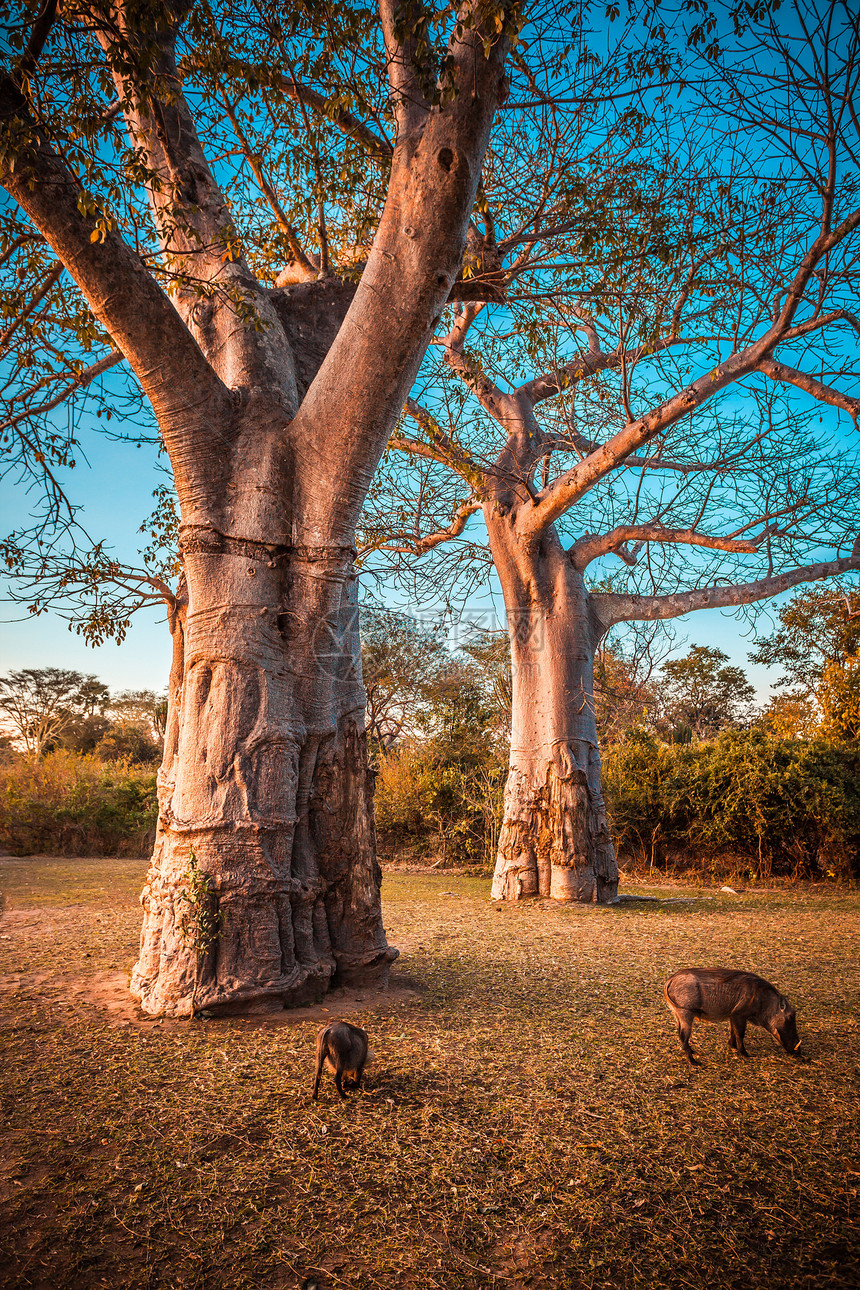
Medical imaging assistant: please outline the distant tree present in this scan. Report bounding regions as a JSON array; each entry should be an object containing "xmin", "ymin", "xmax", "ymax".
[
  {"xmin": 594, "ymin": 642, "xmax": 656, "ymax": 746},
  {"xmin": 0, "ymin": 667, "xmax": 106, "ymax": 756},
  {"xmin": 461, "ymin": 631, "xmax": 512, "ymax": 743},
  {"xmin": 819, "ymin": 656, "xmax": 860, "ymax": 742},
  {"xmin": 757, "ymin": 692, "xmax": 819, "ymax": 741},
  {"xmin": 55, "ymin": 711, "xmax": 112, "ymax": 754},
  {"xmin": 361, "ymin": 610, "xmax": 449, "ymax": 750},
  {"xmin": 95, "ymin": 723, "xmax": 162, "ymax": 764},
  {"xmin": 418, "ymin": 656, "xmax": 491, "ymax": 748},
  {"xmin": 76, "ymin": 678, "xmax": 111, "ymax": 715},
  {"xmin": 659, "ymin": 646, "xmax": 756, "ymax": 742},
  {"xmin": 109, "ymin": 690, "xmax": 165, "ymax": 741},
  {"xmin": 749, "ymin": 581, "xmax": 860, "ymax": 698},
  {"xmin": 373, "ymin": 646, "xmax": 503, "ymax": 867}
]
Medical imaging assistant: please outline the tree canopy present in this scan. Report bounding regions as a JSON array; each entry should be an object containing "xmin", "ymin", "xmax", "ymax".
[{"xmin": 361, "ymin": 2, "xmax": 860, "ymax": 631}]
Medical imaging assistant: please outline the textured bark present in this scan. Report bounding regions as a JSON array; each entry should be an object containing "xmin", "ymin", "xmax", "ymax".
[
  {"xmin": 1, "ymin": 2, "xmax": 511, "ymax": 1012},
  {"xmin": 134, "ymin": 532, "xmax": 393, "ymax": 1016},
  {"xmin": 487, "ymin": 514, "xmax": 618, "ymax": 904}
]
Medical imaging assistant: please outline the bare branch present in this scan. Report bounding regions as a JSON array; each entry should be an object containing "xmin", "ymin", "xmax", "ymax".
[
  {"xmin": 758, "ymin": 357, "xmax": 860, "ymax": 424},
  {"xmin": 363, "ymin": 497, "xmax": 482, "ymax": 557},
  {"xmin": 595, "ymin": 541, "xmax": 860, "ymax": 628},
  {"xmin": 517, "ymin": 333, "xmax": 710, "ymax": 405},
  {"xmin": 400, "ymin": 399, "xmax": 486, "ymax": 485},
  {"xmin": 570, "ymin": 523, "xmax": 765, "ymax": 571},
  {"xmin": 781, "ymin": 307, "xmax": 860, "ymax": 342},
  {"xmin": 518, "ymin": 199, "xmax": 860, "ymax": 543},
  {"xmin": 440, "ymin": 303, "xmax": 524, "ymax": 428}
]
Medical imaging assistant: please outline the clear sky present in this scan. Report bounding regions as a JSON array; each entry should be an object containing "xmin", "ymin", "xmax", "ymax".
[{"xmin": 1, "ymin": 403, "xmax": 174, "ymax": 693}]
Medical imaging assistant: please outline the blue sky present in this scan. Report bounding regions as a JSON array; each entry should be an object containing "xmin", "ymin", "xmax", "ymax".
[
  {"xmin": 0, "ymin": 401, "xmax": 800, "ymax": 702},
  {"xmin": 1, "ymin": 403, "xmax": 174, "ymax": 692}
]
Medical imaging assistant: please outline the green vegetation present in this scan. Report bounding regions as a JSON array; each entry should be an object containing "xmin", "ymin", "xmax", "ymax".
[
  {"xmin": 4, "ymin": 584, "xmax": 860, "ymax": 879},
  {"xmin": 3, "ymin": 730, "xmax": 859, "ymax": 883},
  {"xmin": 376, "ymin": 730, "xmax": 860, "ymax": 882},
  {"xmin": 603, "ymin": 730, "xmax": 860, "ymax": 883},
  {"xmin": 0, "ymin": 751, "xmax": 157, "ymax": 857},
  {"xmin": 1, "ymin": 859, "xmax": 858, "ymax": 1287}
]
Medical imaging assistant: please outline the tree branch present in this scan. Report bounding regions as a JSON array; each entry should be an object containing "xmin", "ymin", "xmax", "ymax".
[
  {"xmin": 758, "ymin": 357, "xmax": 860, "ymax": 424},
  {"xmin": 217, "ymin": 83, "xmax": 316, "ymax": 278},
  {"xmin": 91, "ymin": 4, "xmax": 295, "ymax": 392},
  {"xmin": 0, "ymin": 350, "xmax": 123, "ymax": 437},
  {"xmin": 399, "ymin": 398, "xmax": 486, "ymax": 485},
  {"xmin": 440, "ymin": 303, "xmax": 525, "ymax": 430},
  {"xmin": 0, "ymin": 260, "xmax": 62, "ymax": 353},
  {"xmin": 379, "ymin": 0, "xmax": 431, "ymax": 138},
  {"xmin": 185, "ymin": 58, "xmax": 393, "ymax": 155},
  {"xmin": 291, "ymin": 0, "xmax": 511, "ymax": 544},
  {"xmin": 780, "ymin": 307, "xmax": 860, "ymax": 342},
  {"xmin": 594, "ymin": 540, "xmax": 860, "ymax": 628},
  {"xmin": 570, "ymin": 523, "xmax": 765, "ymax": 571},
  {"xmin": 362, "ymin": 497, "xmax": 482, "ymax": 557},
  {"xmin": 516, "ymin": 334, "xmax": 702, "ymax": 405},
  {"xmin": 18, "ymin": 0, "xmax": 59, "ymax": 80},
  {"xmin": 0, "ymin": 76, "xmax": 230, "ymax": 445}
]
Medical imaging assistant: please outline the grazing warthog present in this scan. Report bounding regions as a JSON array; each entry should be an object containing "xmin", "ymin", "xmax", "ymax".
[
  {"xmin": 664, "ymin": 968, "xmax": 802, "ymax": 1065},
  {"xmin": 312, "ymin": 1021, "xmax": 373, "ymax": 1100}
]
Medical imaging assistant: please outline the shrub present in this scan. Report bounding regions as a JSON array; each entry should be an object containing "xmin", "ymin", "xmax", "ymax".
[
  {"xmin": 603, "ymin": 728, "xmax": 860, "ymax": 881},
  {"xmin": 374, "ymin": 739, "xmax": 505, "ymax": 867},
  {"xmin": 0, "ymin": 750, "xmax": 158, "ymax": 857}
]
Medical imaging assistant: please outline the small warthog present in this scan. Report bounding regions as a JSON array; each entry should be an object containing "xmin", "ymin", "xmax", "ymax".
[
  {"xmin": 664, "ymin": 968, "xmax": 802, "ymax": 1065},
  {"xmin": 312, "ymin": 1021, "xmax": 373, "ymax": 1100}
]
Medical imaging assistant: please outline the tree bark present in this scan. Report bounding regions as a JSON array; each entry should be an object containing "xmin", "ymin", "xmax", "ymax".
[
  {"xmin": 134, "ymin": 511, "xmax": 394, "ymax": 1016},
  {"xmin": 487, "ymin": 515, "xmax": 619, "ymax": 904}
]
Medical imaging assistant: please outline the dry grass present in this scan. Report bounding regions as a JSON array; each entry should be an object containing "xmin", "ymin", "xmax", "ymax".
[{"xmin": 0, "ymin": 858, "xmax": 858, "ymax": 1289}]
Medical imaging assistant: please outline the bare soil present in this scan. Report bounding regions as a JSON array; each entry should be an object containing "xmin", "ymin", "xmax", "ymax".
[{"xmin": 1, "ymin": 856, "xmax": 858, "ymax": 1289}]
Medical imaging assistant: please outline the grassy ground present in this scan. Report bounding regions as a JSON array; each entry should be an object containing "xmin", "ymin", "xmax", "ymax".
[{"xmin": 0, "ymin": 858, "xmax": 858, "ymax": 1290}]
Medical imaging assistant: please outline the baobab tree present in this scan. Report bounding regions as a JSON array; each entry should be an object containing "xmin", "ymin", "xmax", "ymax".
[
  {"xmin": 0, "ymin": 0, "xmax": 521, "ymax": 1013},
  {"xmin": 361, "ymin": 1, "xmax": 860, "ymax": 903}
]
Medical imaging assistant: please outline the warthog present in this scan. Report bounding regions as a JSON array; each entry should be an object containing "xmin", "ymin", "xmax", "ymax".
[
  {"xmin": 312, "ymin": 1021, "xmax": 373, "ymax": 1100},
  {"xmin": 664, "ymin": 968, "xmax": 802, "ymax": 1065}
]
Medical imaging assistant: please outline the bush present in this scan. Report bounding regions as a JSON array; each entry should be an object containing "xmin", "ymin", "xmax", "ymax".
[
  {"xmin": 374, "ymin": 739, "xmax": 505, "ymax": 867},
  {"xmin": 0, "ymin": 750, "xmax": 158, "ymax": 857},
  {"xmin": 603, "ymin": 728, "xmax": 860, "ymax": 881}
]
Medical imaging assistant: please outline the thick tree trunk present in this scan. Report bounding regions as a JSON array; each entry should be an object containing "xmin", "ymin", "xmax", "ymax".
[
  {"xmin": 132, "ymin": 513, "xmax": 395, "ymax": 1017},
  {"xmin": 0, "ymin": 3, "xmax": 510, "ymax": 1015},
  {"xmin": 487, "ymin": 519, "xmax": 618, "ymax": 904}
]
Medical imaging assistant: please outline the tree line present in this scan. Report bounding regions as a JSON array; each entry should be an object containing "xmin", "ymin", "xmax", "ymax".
[
  {"xmin": 1, "ymin": 576, "xmax": 858, "ymax": 874},
  {"xmin": 0, "ymin": 666, "xmax": 165, "ymax": 761}
]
